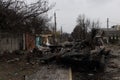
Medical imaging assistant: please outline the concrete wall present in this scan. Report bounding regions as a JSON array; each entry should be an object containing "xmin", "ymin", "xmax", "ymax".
[{"xmin": 0, "ymin": 33, "xmax": 23, "ymax": 53}]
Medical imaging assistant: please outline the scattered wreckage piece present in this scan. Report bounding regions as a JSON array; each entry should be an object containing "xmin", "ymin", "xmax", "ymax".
[
  {"xmin": 37, "ymin": 29, "xmax": 111, "ymax": 71},
  {"xmin": 39, "ymin": 46, "xmax": 110, "ymax": 71}
]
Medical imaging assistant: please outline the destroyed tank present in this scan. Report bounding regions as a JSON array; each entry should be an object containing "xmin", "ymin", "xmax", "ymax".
[{"xmin": 40, "ymin": 28, "xmax": 111, "ymax": 71}]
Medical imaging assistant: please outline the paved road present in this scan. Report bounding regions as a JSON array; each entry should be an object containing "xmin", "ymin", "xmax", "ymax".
[{"xmin": 25, "ymin": 64, "xmax": 70, "ymax": 80}]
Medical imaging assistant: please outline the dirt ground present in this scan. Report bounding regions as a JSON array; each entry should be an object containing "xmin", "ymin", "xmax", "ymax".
[
  {"xmin": 0, "ymin": 54, "xmax": 70, "ymax": 80},
  {"xmin": 0, "ymin": 45, "xmax": 120, "ymax": 80},
  {"xmin": 0, "ymin": 54, "xmax": 40, "ymax": 80}
]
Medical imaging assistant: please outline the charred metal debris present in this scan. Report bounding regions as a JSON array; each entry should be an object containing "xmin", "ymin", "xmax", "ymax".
[{"xmin": 27, "ymin": 28, "xmax": 111, "ymax": 71}]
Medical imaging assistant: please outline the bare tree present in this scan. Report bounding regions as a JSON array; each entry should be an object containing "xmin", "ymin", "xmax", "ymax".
[
  {"xmin": 71, "ymin": 14, "xmax": 90, "ymax": 40},
  {"xmin": 0, "ymin": 0, "xmax": 54, "ymax": 33},
  {"xmin": 91, "ymin": 20, "xmax": 100, "ymax": 29},
  {"xmin": 71, "ymin": 25, "xmax": 83, "ymax": 41},
  {"xmin": 71, "ymin": 14, "xmax": 100, "ymax": 41}
]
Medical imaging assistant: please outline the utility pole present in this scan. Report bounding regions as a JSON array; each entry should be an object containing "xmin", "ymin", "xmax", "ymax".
[
  {"xmin": 61, "ymin": 26, "xmax": 63, "ymax": 35},
  {"xmin": 60, "ymin": 26, "xmax": 63, "ymax": 43},
  {"xmin": 107, "ymin": 18, "xmax": 109, "ymax": 43},
  {"xmin": 54, "ymin": 12, "xmax": 57, "ymax": 34},
  {"xmin": 54, "ymin": 12, "xmax": 57, "ymax": 45},
  {"xmin": 107, "ymin": 18, "xmax": 109, "ymax": 29}
]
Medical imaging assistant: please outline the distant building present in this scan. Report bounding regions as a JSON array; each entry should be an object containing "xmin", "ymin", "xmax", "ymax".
[
  {"xmin": 35, "ymin": 34, "xmax": 52, "ymax": 47},
  {"xmin": 101, "ymin": 25, "xmax": 120, "ymax": 43},
  {"xmin": 111, "ymin": 25, "xmax": 120, "ymax": 30}
]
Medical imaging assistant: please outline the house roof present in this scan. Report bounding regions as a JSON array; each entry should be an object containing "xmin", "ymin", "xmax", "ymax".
[{"xmin": 100, "ymin": 28, "xmax": 120, "ymax": 37}]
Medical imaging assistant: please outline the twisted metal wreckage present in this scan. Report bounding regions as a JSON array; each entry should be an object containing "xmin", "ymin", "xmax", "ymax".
[{"xmin": 29, "ymin": 28, "xmax": 111, "ymax": 71}]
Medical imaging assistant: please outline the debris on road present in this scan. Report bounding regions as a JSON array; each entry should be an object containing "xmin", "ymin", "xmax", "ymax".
[{"xmin": 37, "ymin": 29, "xmax": 111, "ymax": 71}]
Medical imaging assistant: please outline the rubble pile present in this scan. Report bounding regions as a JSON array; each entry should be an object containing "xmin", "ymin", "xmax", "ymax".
[{"xmin": 33, "ymin": 29, "xmax": 111, "ymax": 71}]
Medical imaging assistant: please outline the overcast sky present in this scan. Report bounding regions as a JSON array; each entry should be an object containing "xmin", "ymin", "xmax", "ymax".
[{"xmin": 26, "ymin": 0, "xmax": 120, "ymax": 33}]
